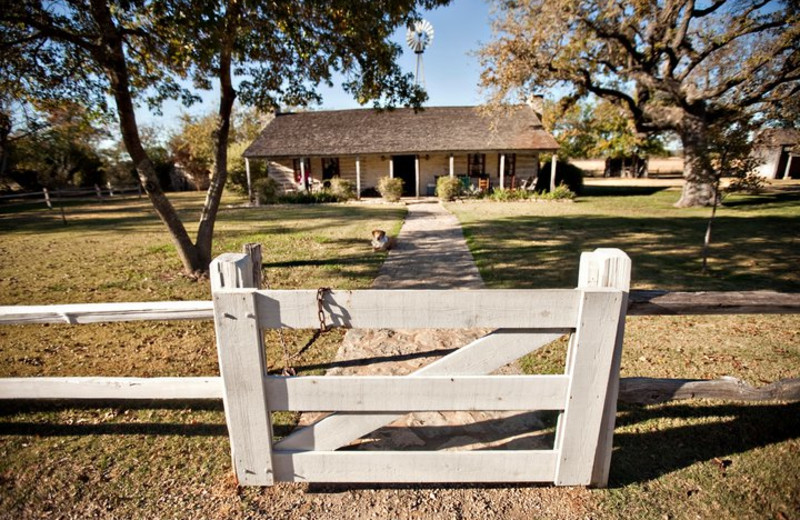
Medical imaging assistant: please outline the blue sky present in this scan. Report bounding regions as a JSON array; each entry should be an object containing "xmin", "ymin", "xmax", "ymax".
[
  {"xmin": 137, "ymin": 0, "xmax": 494, "ymax": 134},
  {"xmin": 316, "ymin": 0, "xmax": 493, "ymax": 110}
]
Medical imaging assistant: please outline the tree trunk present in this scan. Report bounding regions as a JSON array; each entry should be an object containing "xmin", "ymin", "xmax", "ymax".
[
  {"xmin": 88, "ymin": 0, "xmax": 201, "ymax": 273},
  {"xmin": 195, "ymin": 25, "xmax": 237, "ymax": 269},
  {"xmin": 0, "ymin": 110, "xmax": 10, "ymax": 179},
  {"xmin": 675, "ymin": 116, "xmax": 716, "ymax": 207}
]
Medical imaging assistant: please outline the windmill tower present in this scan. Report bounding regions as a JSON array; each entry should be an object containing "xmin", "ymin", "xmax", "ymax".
[{"xmin": 406, "ymin": 19, "xmax": 434, "ymax": 87}]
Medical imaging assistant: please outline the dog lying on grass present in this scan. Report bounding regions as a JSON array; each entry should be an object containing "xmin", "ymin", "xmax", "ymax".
[{"xmin": 371, "ymin": 229, "xmax": 394, "ymax": 251}]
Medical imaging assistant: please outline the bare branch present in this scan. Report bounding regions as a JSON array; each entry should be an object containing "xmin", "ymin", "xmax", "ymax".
[{"xmin": 691, "ymin": 0, "xmax": 727, "ymax": 18}]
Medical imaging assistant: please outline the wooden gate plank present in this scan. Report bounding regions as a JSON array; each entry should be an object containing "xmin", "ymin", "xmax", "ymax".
[
  {"xmin": 265, "ymin": 374, "xmax": 569, "ymax": 411},
  {"xmin": 579, "ymin": 248, "xmax": 630, "ymax": 487},
  {"xmin": 249, "ymin": 289, "xmax": 580, "ymax": 329},
  {"xmin": 211, "ymin": 253, "xmax": 275, "ymax": 486},
  {"xmin": 274, "ymin": 330, "xmax": 567, "ymax": 451},
  {"xmin": 554, "ymin": 289, "xmax": 625, "ymax": 486},
  {"xmin": 272, "ymin": 450, "xmax": 558, "ymax": 483}
]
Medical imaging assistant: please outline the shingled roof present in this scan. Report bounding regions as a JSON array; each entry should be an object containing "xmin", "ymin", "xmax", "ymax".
[
  {"xmin": 754, "ymin": 128, "xmax": 800, "ymax": 148},
  {"xmin": 243, "ymin": 105, "xmax": 559, "ymax": 158}
]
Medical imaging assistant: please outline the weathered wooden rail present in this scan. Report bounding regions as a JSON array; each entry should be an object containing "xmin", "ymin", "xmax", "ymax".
[
  {"xmin": 3, "ymin": 290, "xmax": 796, "ymax": 326},
  {"xmin": 0, "ymin": 247, "xmax": 798, "ymax": 487}
]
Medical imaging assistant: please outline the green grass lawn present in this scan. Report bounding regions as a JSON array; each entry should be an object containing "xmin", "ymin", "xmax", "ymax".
[
  {"xmin": 447, "ymin": 183, "xmax": 800, "ymax": 519},
  {"xmin": 448, "ymin": 185, "xmax": 800, "ymax": 291},
  {"xmin": 0, "ymin": 186, "xmax": 798, "ymax": 519},
  {"xmin": 0, "ymin": 192, "xmax": 407, "ymax": 518}
]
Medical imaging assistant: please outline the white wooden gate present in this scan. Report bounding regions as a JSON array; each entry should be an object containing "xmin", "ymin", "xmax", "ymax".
[{"xmin": 210, "ymin": 248, "xmax": 630, "ymax": 487}]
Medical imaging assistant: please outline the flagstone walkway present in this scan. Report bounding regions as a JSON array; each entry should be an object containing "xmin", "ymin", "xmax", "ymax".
[{"xmin": 371, "ymin": 200, "xmax": 484, "ymax": 289}]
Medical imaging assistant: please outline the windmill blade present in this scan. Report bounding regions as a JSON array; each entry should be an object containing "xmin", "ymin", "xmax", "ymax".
[{"xmin": 406, "ymin": 19, "xmax": 434, "ymax": 54}]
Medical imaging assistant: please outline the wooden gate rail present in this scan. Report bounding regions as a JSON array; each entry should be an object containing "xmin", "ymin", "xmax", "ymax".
[{"xmin": 2, "ymin": 290, "xmax": 797, "ymax": 326}]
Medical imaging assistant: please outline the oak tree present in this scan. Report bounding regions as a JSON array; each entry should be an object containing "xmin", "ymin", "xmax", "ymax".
[
  {"xmin": 1, "ymin": 0, "xmax": 444, "ymax": 273},
  {"xmin": 480, "ymin": 0, "xmax": 800, "ymax": 206}
]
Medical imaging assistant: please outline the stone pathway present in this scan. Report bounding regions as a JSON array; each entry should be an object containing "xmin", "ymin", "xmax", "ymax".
[
  {"xmin": 371, "ymin": 201, "xmax": 484, "ymax": 289},
  {"xmin": 297, "ymin": 201, "xmax": 551, "ymax": 452}
]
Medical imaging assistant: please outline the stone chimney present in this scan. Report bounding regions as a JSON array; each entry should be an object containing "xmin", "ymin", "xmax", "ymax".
[{"xmin": 527, "ymin": 94, "xmax": 544, "ymax": 122}]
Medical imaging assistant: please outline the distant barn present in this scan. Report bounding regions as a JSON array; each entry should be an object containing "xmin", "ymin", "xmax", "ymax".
[
  {"xmin": 753, "ymin": 128, "xmax": 800, "ymax": 180},
  {"xmin": 243, "ymin": 105, "xmax": 559, "ymax": 197}
]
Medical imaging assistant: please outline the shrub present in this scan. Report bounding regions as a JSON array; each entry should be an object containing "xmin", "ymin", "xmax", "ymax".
[
  {"xmin": 542, "ymin": 183, "xmax": 576, "ymax": 200},
  {"xmin": 726, "ymin": 172, "xmax": 767, "ymax": 195},
  {"xmin": 436, "ymin": 176, "xmax": 462, "ymax": 201},
  {"xmin": 536, "ymin": 161, "xmax": 585, "ymax": 194},
  {"xmin": 486, "ymin": 188, "xmax": 537, "ymax": 202},
  {"xmin": 278, "ymin": 190, "xmax": 341, "ymax": 204},
  {"xmin": 253, "ymin": 177, "xmax": 279, "ymax": 204},
  {"xmin": 377, "ymin": 177, "xmax": 403, "ymax": 202},
  {"xmin": 328, "ymin": 178, "xmax": 356, "ymax": 200}
]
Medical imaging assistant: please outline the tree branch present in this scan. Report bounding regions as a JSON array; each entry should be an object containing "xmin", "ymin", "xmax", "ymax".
[
  {"xmin": 678, "ymin": 18, "xmax": 787, "ymax": 82},
  {"xmin": 1, "ymin": 9, "xmax": 99, "ymax": 53},
  {"xmin": 691, "ymin": 0, "xmax": 728, "ymax": 17}
]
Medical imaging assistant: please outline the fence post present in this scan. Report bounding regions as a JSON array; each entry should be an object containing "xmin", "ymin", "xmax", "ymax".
[
  {"xmin": 242, "ymin": 243, "xmax": 263, "ymax": 289},
  {"xmin": 94, "ymin": 184, "xmax": 102, "ymax": 199},
  {"xmin": 555, "ymin": 248, "xmax": 630, "ymax": 487},
  {"xmin": 107, "ymin": 182, "xmax": 114, "ymax": 196},
  {"xmin": 580, "ymin": 248, "xmax": 631, "ymax": 486},
  {"xmin": 43, "ymin": 188, "xmax": 52, "ymax": 209},
  {"xmin": 210, "ymin": 251, "xmax": 274, "ymax": 485}
]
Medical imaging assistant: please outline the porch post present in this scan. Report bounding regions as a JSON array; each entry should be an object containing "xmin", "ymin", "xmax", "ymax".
[
  {"xmin": 415, "ymin": 155, "xmax": 420, "ymax": 197},
  {"xmin": 784, "ymin": 153, "xmax": 793, "ymax": 179},
  {"xmin": 245, "ymin": 157, "xmax": 253, "ymax": 205},
  {"xmin": 356, "ymin": 156, "xmax": 362, "ymax": 200},
  {"xmin": 550, "ymin": 154, "xmax": 558, "ymax": 192},
  {"xmin": 449, "ymin": 154, "xmax": 454, "ymax": 178},
  {"xmin": 300, "ymin": 158, "xmax": 307, "ymax": 191},
  {"xmin": 499, "ymin": 153, "xmax": 506, "ymax": 189},
  {"xmin": 389, "ymin": 157, "xmax": 394, "ymax": 179}
]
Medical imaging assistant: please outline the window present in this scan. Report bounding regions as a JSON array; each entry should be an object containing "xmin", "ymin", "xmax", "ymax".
[
  {"xmin": 468, "ymin": 153, "xmax": 486, "ymax": 176},
  {"xmin": 497, "ymin": 153, "xmax": 516, "ymax": 178},
  {"xmin": 321, "ymin": 157, "xmax": 340, "ymax": 180}
]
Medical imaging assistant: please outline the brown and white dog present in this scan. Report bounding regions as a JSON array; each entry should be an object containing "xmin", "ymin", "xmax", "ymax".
[{"xmin": 371, "ymin": 229, "xmax": 393, "ymax": 251}]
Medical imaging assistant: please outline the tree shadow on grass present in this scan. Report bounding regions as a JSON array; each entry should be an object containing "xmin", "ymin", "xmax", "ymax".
[
  {"xmin": 608, "ymin": 401, "xmax": 800, "ymax": 487},
  {"xmin": 581, "ymin": 185, "xmax": 671, "ymax": 197},
  {"xmin": 463, "ymin": 213, "xmax": 800, "ymax": 291}
]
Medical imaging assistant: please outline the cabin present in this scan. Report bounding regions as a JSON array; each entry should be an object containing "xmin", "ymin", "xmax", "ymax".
[
  {"xmin": 753, "ymin": 128, "xmax": 800, "ymax": 180},
  {"xmin": 242, "ymin": 105, "xmax": 559, "ymax": 198}
]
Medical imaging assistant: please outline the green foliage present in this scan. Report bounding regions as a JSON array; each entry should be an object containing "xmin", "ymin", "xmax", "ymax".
[
  {"xmin": 726, "ymin": 174, "xmax": 766, "ymax": 195},
  {"xmin": 436, "ymin": 176, "xmax": 462, "ymax": 201},
  {"xmin": 278, "ymin": 190, "xmax": 342, "ymax": 204},
  {"xmin": 6, "ymin": 101, "xmax": 109, "ymax": 189},
  {"xmin": 377, "ymin": 176, "xmax": 403, "ymax": 202},
  {"xmin": 253, "ymin": 177, "xmax": 279, "ymax": 204},
  {"xmin": 536, "ymin": 161, "xmax": 584, "ymax": 194},
  {"xmin": 475, "ymin": 186, "xmax": 575, "ymax": 202},
  {"xmin": 547, "ymin": 98, "xmax": 670, "ymax": 161},
  {"xmin": 328, "ymin": 178, "xmax": 356, "ymax": 200},
  {"xmin": 544, "ymin": 183, "xmax": 576, "ymax": 200},
  {"xmin": 485, "ymin": 188, "xmax": 535, "ymax": 201}
]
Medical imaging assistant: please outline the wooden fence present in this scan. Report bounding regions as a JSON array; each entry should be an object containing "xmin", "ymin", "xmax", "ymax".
[
  {"xmin": 0, "ymin": 184, "xmax": 142, "ymax": 209},
  {"xmin": 208, "ymin": 248, "xmax": 629, "ymax": 487},
  {"xmin": 0, "ymin": 247, "xmax": 798, "ymax": 488}
]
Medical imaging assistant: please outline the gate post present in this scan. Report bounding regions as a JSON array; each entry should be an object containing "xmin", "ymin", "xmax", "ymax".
[
  {"xmin": 578, "ymin": 248, "xmax": 631, "ymax": 486},
  {"xmin": 210, "ymin": 251, "xmax": 275, "ymax": 486}
]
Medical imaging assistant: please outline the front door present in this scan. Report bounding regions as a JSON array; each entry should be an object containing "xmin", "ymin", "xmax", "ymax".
[{"xmin": 392, "ymin": 155, "xmax": 416, "ymax": 197}]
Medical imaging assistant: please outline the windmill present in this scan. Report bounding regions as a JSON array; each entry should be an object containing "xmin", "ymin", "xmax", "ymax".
[{"xmin": 406, "ymin": 19, "xmax": 434, "ymax": 87}]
